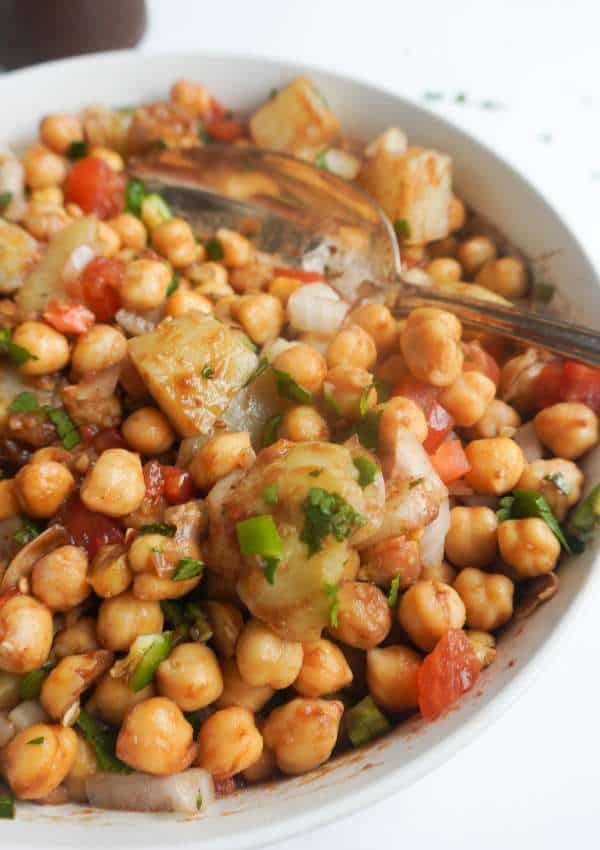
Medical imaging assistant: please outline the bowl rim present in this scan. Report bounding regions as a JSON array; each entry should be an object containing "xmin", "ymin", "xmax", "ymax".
[{"xmin": 2, "ymin": 47, "xmax": 600, "ymax": 850}]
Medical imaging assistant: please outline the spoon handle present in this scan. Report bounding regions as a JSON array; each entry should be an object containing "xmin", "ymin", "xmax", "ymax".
[{"xmin": 392, "ymin": 284, "xmax": 600, "ymax": 366}]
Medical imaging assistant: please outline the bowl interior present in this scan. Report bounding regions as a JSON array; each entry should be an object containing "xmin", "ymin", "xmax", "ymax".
[{"xmin": 1, "ymin": 50, "xmax": 599, "ymax": 850}]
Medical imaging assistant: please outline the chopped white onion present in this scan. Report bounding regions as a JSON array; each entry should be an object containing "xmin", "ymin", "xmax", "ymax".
[
  {"xmin": 8, "ymin": 700, "xmax": 49, "ymax": 731},
  {"xmin": 0, "ymin": 712, "xmax": 15, "ymax": 747},
  {"xmin": 513, "ymin": 422, "xmax": 544, "ymax": 463},
  {"xmin": 261, "ymin": 338, "xmax": 299, "ymax": 363},
  {"xmin": 115, "ymin": 309, "xmax": 156, "ymax": 337},
  {"xmin": 85, "ymin": 769, "xmax": 215, "ymax": 814},
  {"xmin": 365, "ymin": 128, "xmax": 408, "ymax": 158},
  {"xmin": 61, "ymin": 244, "xmax": 96, "ymax": 283},
  {"xmin": 401, "ymin": 268, "xmax": 432, "ymax": 287},
  {"xmin": 419, "ymin": 498, "xmax": 450, "ymax": 568},
  {"xmin": 287, "ymin": 283, "xmax": 348, "ymax": 336},
  {"xmin": 321, "ymin": 148, "xmax": 361, "ymax": 180}
]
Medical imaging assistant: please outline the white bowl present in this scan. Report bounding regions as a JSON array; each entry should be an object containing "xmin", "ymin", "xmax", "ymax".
[{"xmin": 1, "ymin": 50, "xmax": 599, "ymax": 850}]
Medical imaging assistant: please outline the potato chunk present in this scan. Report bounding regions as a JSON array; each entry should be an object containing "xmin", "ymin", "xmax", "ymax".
[
  {"xmin": 358, "ymin": 144, "xmax": 452, "ymax": 244},
  {"xmin": 128, "ymin": 315, "xmax": 258, "ymax": 437},
  {"xmin": 0, "ymin": 220, "xmax": 38, "ymax": 295},
  {"xmin": 249, "ymin": 77, "xmax": 340, "ymax": 157}
]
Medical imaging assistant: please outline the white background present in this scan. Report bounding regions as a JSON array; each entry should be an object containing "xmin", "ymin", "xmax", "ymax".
[{"xmin": 142, "ymin": 2, "xmax": 600, "ymax": 848}]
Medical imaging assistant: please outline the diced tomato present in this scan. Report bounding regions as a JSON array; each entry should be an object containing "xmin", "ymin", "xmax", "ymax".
[
  {"xmin": 418, "ymin": 628, "xmax": 481, "ymax": 721},
  {"xmin": 533, "ymin": 359, "xmax": 564, "ymax": 409},
  {"xmin": 143, "ymin": 460, "xmax": 165, "ymax": 504},
  {"xmin": 161, "ymin": 465, "xmax": 194, "ymax": 504},
  {"xmin": 92, "ymin": 428, "xmax": 128, "ymax": 453},
  {"xmin": 65, "ymin": 156, "xmax": 126, "ymax": 219},
  {"xmin": 429, "ymin": 439, "xmax": 471, "ymax": 483},
  {"xmin": 534, "ymin": 359, "xmax": 600, "ymax": 413},
  {"xmin": 209, "ymin": 98, "xmax": 227, "ymax": 120},
  {"xmin": 43, "ymin": 301, "xmax": 96, "ymax": 334},
  {"xmin": 462, "ymin": 341, "xmax": 500, "ymax": 386},
  {"xmin": 205, "ymin": 116, "xmax": 244, "ymax": 142},
  {"xmin": 79, "ymin": 256, "xmax": 124, "ymax": 321},
  {"xmin": 393, "ymin": 377, "xmax": 454, "ymax": 453},
  {"xmin": 58, "ymin": 495, "xmax": 124, "ymax": 559},
  {"xmin": 273, "ymin": 266, "xmax": 325, "ymax": 283}
]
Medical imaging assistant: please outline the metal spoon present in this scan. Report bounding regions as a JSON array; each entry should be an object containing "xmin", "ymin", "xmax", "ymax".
[{"xmin": 130, "ymin": 145, "xmax": 600, "ymax": 366}]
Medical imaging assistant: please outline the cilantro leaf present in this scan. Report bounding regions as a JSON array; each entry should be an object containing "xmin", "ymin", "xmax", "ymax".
[
  {"xmin": 14, "ymin": 517, "xmax": 42, "ymax": 547},
  {"xmin": 393, "ymin": 218, "xmax": 411, "ymax": 240},
  {"xmin": 262, "ymin": 484, "xmax": 278, "ymax": 505},
  {"xmin": 497, "ymin": 489, "xmax": 571, "ymax": 552},
  {"xmin": 201, "ymin": 363, "xmax": 215, "ymax": 380},
  {"xmin": 166, "ymin": 272, "xmax": 180, "ymax": 296},
  {"xmin": 301, "ymin": 487, "xmax": 366, "ymax": 557},
  {"xmin": 353, "ymin": 456, "xmax": 379, "ymax": 488},
  {"xmin": 261, "ymin": 413, "xmax": 283, "ymax": 448},
  {"xmin": 242, "ymin": 357, "xmax": 269, "ymax": 389},
  {"xmin": 323, "ymin": 581, "xmax": 340, "ymax": 628},
  {"xmin": 0, "ymin": 192, "xmax": 13, "ymax": 214},
  {"xmin": 43, "ymin": 407, "xmax": 81, "ymax": 450},
  {"xmin": 67, "ymin": 140, "xmax": 88, "ymax": 161},
  {"xmin": 205, "ymin": 237, "xmax": 224, "ymax": 261},
  {"xmin": 9, "ymin": 391, "xmax": 39, "ymax": 413},
  {"xmin": 139, "ymin": 523, "xmax": 177, "ymax": 537},
  {"xmin": 0, "ymin": 328, "xmax": 38, "ymax": 365},
  {"xmin": 354, "ymin": 410, "xmax": 382, "ymax": 450},
  {"xmin": 272, "ymin": 368, "xmax": 313, "ymax": 404},
  {"xmin": 387, "ymin": 576, "xmax": 400, "ymax": 608},
  {"xmin": 125, "ymin": 179, "xmax": 145, "ymax": 216},
  {"xmin": 172, "ymin": 558, "xmax": 205, "ymax": 582},
  {"xmin": 315, "ymin": 149, "xmax": 330, "ymax": 171},
  {"xmin": 76, "ymin": 709, "xmax": 132, "ymax": 774}
]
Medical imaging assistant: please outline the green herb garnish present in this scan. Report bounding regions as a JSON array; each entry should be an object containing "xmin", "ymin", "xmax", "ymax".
[
  {"xmin": 27, "ymin": 736, "xmax": 45, "ymax": 745},
  {"xmin": 0, "ymin": 192, "xmax": 13, "ymax": 214},
  {"xmin": 236, "ymin": 515, "xmax": 283, "ymax": 559},
  {"xmin": 139, "ymin": 523, "xmax": 176, "ymax": 537},
  {"xmin": 14, "ymin": 517, "xmax": 41, "ymax": 547},
  {"xmin": 393, "ymin": 218, "xmax": 411, "ymax": 240},
  {"xmin": 166, "ymin": 272, "xmax": 180, "ymax": 296},
  {"xmin": 455, "ymin": 92, "xmax": 467, "ymax": 104},
  {"xmin": 323, "ymin": 389, "xmax": 342, "ymax": 416},
  {"xmin": 76, "ymin": 709, "xmax": 132, "ymax": 774},
  {"xmin": 197, "ymin": 793, "xmax": 204, "ymax": 810},
  {"xmin": 0, "ymin": 328, "xmax": 37, "ymax": 366},
  {"xmin": 9, "ymin": 391, "xmax": 39, "ymax": 413},
  {"xmin": 263, "ymin": 556, "xmax": 279, "ymax": 585},
  {"xmin": 172, "ymin": 558, "xmax": 205, "ymax": 582},
  {"xmin": 19, "ymin": 661, "xmax": 55, "ymax": 701},
  {"xmin": 201, "ymin": 363, "xmax": 215, "ymax": 380},
  {"xmin": 262, "ymin": 484, "xmax": 278, "ymax": 505},
  {"xmin": 565, "ymin": 483, "xmax": 600, "ymax": 551},
  {"xmin": 544, "ymin": 472, "xmax": 571, "ymax": 496},
  {"xmin": 354, "ymin": 410, "xmax": 382, "ymax": 450},
  {"xmin": 125, "ymin": 179, "xmax": 145, "ymax": 216},
  {"xmin": 353, "ymin": 456, "xmax": 379, "ymax": 488},
  {"xmin": 261, "ymin": 413, "xmax": 283, "ymax": 447},
  {"xmin": 273, "ymin": 367, "xmax": 313, "ymax": 404},
  {"xmin": 496, "ymin": 489, "xmax": 570, "ymax": 552},
  {"xmin": 114, "ymin": 632, "xmax": 174, "ymax": 692},
  {"xmin": 205, "ymin": 237, "xmax": 224, "ymax": 261},
  {"xmin": 67, "ymin": 140, "xmax": 89, "ymax": 161},
  {"xmin": 387, "ymin": 576, "xmax": 400, "ymax": 608},
  {"xmin": 346, "ymin": 696, "xmax": 390, "ymax": 747},
  {"xmin": 301, "ymin": 487, "xmax": 366, "ymax": 556},
  {"xmin": 242, "ymin": 357, "xmax": 269, "ymax": 388},
  {"xmin": 44, "ymin": 407, "xmax": 81, "ymax": 450},
  {"xmin": 315, "ymin": 150, "xmax": 330, "ymax": 171},
  {"xmin": 0, "ymin": 792, "xmax": 15, "ymax": 819},
  {"xmin": 323, "ymin": 581, "xmax": 340, "ymax": 628},
  {"xmin": 358, "ymin": 383, "xmax": 374, "ymax": 418}
]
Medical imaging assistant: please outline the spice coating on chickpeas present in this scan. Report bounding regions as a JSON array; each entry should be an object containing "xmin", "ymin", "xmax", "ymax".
[{"xmin": 116, "ymin": 697, "xmax": 196, "ymax": 775}]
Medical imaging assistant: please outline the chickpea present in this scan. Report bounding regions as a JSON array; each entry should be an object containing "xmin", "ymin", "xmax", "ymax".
[
  {"xmin": 421, "ymin": 561, "xmax": 457, "ymax": 584},
  {"xmin": 170, "ymin": 78, "xmax": 212, "ymax": 116},
  {"xmin": 189, "ymin": 432, "xmax": 252, "ymax": 491},
  {"xmin": 11, "ymin": 321, "xmax": 69, "ymax": 376},
  {"xmin": 324, "ymin": 366, "xmax": 377, "ymax": 421},
  {"xmin": 31, "ymin": 186, "xmax": 63, "ymax": 206},
  {"xmin": 464, "ymin": 437, "xmax": 524, "ymax": 495},
  {"xmin": 269, "ymin": 275, "xmax": 302, "ymax": 305},
  {"xmin": 439, "ymin": 371, "xmax": 496, "ymax": 427},
  {"xmin": 31, "ymin": 545, "xmax": 90, "ymax": 612},
  {"xmin": 429, "ymin": 235, "xmax": 458, "ymax": 259},
  {"xmin": 242, "ymin": 747, "xmax": 277, "ymax": 783},
  {"xmin": 213, "ymin": 294, "xmax": 240, "ymax": 321},
  {"xmin": 454, "ymin": 567, "xmax": 514, "ymax": 631},
  {"xmin": 127, "ymin": 534, "xmax": 172, "ymax": 574},
  {"xmin": 497, "ymin": 518, "xmax": 560, "ymax": 578},
  {"xmin": 186, "ymin": 261, "xmax": 229, "ymax": 293},
  {"xmin": 348, "ymin": 303, "xmax": 397, "ymax": 353},
  {"xmin": 96, "ymin": 220, "xmax": 121, "ymax": 257},
  {"xmin": 272, "ymin": 344, "xmax": 327, "ymax": 396},
  {"xmin": 366, "ymin": 644, "xmax": 421, "ymax": 712},
  {"xmin": 466, "ymin": 399, "xmax": 521, "ymax": 439},
  {"xmin": 263, "ymin": 697, "xmax": 343, "ymax": 775},
  {"xmin": 1, "ymin": 723, "xmax": 77, "ymax": 800},
  {"xmin": 398, "ymin": 580, "xmax": 466, "ymax": 652},
  {"xmin": 517, "ymin": 458, "xmax": 584, "ymax": 521},
  {"xmin": 426, "ymin": 257, "xmax": 462, "ymax": 284},
  {"xmin": 448, "ymin": 195, "xmax": 466, "ymax": 232},
  {"xmin": 23, "ymin": 144, "xmax": 67, "ymax": 189},
  {"xmin": 400, "ymin": 308, "xmax": 463, "ymax": 387},
  {"xmin": 456, "ymin": 235, "xmax": 497, "ymax": 276},
  {"xmin": 0, "ymin": 479, "xmax": 18, "ymax": 521},
  {"xmin": 71, "ymin": 324, "xmax": 127, "ymax": 377},
  {"xmin": 236, "ymin": 619, "xmax": 303, "ymax": 690},
  {"xmin": 96, "ymin": 591, "xmax": 163, "ymax": 651},
  {"xmin": 499, "ymin": 348, "xmax": 550, "ymax": 415},
  {"xmin": 122, "ymin": 407, "xmax": 175, "ymax": 456},
  {"xmin": 534, "ymin": 402, "xmax": 599, "ymax": 460},
  {"xmin": 216, "ymin": 658, "xmax": 274, "ymax": 712},
  {"xmin": 80, "ymin": 449, "xmax": 145, "ymax": 517},
  {"xmin": 204, "ymin": 601, "xmax": 243, "ymax": 659},
  {"xmin": 118, "ymin": 259, "xmax": 171, "ymax": 312},
  {"xmin": 40, "ymin": 650, "xmax": 112, "ymax": 721},
  {"xmin": 132, "ymin": 571, "xmax": 201, "ymax": 602},
  {"xmin": 156, "ymin": 643, "xmax": 223, "ymax": 711},
  {"xmin": 358, "ymin": 536, "xmax": 421, "ymax": 588},
  {"xmin": 379, "ymin": 396, "xmax": 428, "ymax": 446},
  {"xmin": 476, "ymin": 256, "xmax": 528, "ymax": 299},
  {"xmin": 89, "ymin": 146, "xmax": 124, "ymax": 172},
  {"xmin": 196, "ymin": 706, "xmax": 262, "ymax": 778},
  {"xmin": 14, "ymin": 460, "xmax": 74, "ymax": 518},
  {"xmin": 23, "ymin": 202, "xmax": 70, "ymax": 240},
  {"xmin": 40, "ymin": 114, "xmax": 83, "ymax": 154},
  {"xmin": 216, "ymin": 228, "xmax": 253, "ymax": 267},
  {"xmin": 0, "ymin": 594, "xmax": 53, "ymax": 673},
  {"xmin": 90, "ymin": 673, "xmax": 154, "ymax": 726},
  {"xmin": 329, "ymin": 582, "xmax": 391, "ymax": 649},
  {"xmin": 107, "ymin": 212, "xmax": 147, "ymax": 251},
  {"xmin": 64, "ymin": 734, "xmax": 97, "ymax": 802},
  {"xmin": 467, "ymin": 630, "xmax": 497, "ymax": 668},
  {"xmin": 294, "ymin": 639, "xmax": 353, "ymax": 697},
  {"xmin": 234, "ymin": 293, "xmax": 284, "ymax": 345},
  {"xmin": 152, "ymin": 218, "xmax": 198, "ymax": 268},
  {"xmin": 445, "ymin": 506, "xmax": 498, "ymax": 568},
  {"xmin": 53, "ymin": 617, "xmax": 99, "ymax": 659},
  {"xmin": 116, "ymin": 697, "xmax": 195, "ymax": 775},
  {"xmin": 165, "ymin": 283, "xmax": 213, "ymax": 318},
  {"xmin": 376, "ymin": 353, "xmax": 409, "ymax": 386},
  {"xmin": 88, "ymin": 543, "xmax": 132, "ymax": 599},
  {"xmin": 327, "ymin": 324, "xmax": 377, "ymax": 371},
  {"xmin": 280, "ymin": 406, "xmax": 330, "ymax": 441}
]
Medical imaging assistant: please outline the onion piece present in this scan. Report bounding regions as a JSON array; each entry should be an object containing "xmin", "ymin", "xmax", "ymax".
[
  {"xmin": 261, "ymin": 338, "xmax": 299, "ymax": 363},
  {"xmin": 319, "ymin": 148, "xmax": 361, "ymax": 180},
  {"xmin": 61, "ymin": 244, "xmax": 96, "ymax": 283},
  {"xmin": 287, "ymin": 283, "xmax": 348, "ymax": 336},
  {"xmin": 1, "ymin": 525, "xmax": 69, "ymax": 591},
  {"xmin": 0, "ymin": 712, "xmax": 15, "ymax": 747},
  {"xmin": 8, "ymin": 700, "xmax": 49, "ymax": 731},
  {"xmin": 115, "ymin": 309, "xmax": 156, "ymax": 337},
  {"xmin": 85, "ymin": 769, "xmax": 215, "ymax": 814},
  {"xmin": 513, "ymin": 421, "xmax": 544, "ymax": 463},
  {"xmin": 419, "ymin": 498, "xmax": 450, "ymax": 569}
]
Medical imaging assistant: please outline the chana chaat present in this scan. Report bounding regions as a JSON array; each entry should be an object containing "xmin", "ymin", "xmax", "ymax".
[{"xmin": 0, "ymin": 75, "xmax": 598, "ymax": 818}]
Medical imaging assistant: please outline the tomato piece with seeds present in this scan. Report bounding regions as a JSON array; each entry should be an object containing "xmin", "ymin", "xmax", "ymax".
[{"xmin": 418, "ymin": 628, "xmax": 481, "ymax": 721}]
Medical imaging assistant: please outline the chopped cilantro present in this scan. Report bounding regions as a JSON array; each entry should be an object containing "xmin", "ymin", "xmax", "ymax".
[
  {"xmin": 353, "ymin": 456, "xmax": 379, "ymax": 488},
  {"xmin": 125, "ymin": 179, "xmax": 146, "ymax": 216},
  {"xmin": 19, "ymin": 661, "xmax": 55, "ymax": 700},
  {"xmin": 201, "ymin": 363, "xmax": 215, "ymax": 380},
  {"xmin": 242, "ymin": 357, "xmax": 269, "ymax": 388},
  {"xmin": 261, "ymin": 413, "xmax": 283, "ymax": 448},
  {"xmin": 0, "ymin": 328, "xmax": 38, "ymax": 366},
  {"xmin": 166, "ymin": 272, "xmax": 180, "ymax": 296},
  {"xmin": 263, "ymin": 556, "xmax": 279, "ymax": 585},
  {"xmin": 77, "ymin": 709, "xmax": 132, "ymax": 774},
  {"xmin": 139, "ymin": 523, "xmax": 176, "ymax": 537},
  {"xmin": 323, "ymin": 388, "xmax": 342, "ymax": 416},
  {"xmin": 359, "ymin": 383, "xmax": 375, "ymax": 418},
  {"xmin": 27, "ymin": 736, "xmax": 45, "ymax": 745},
  {"xmin": 323, "ymin": 581, "xmax": 340, "ymax": 628},
  {"xmin": 262, "ymin": 483, "xmax": 278, "ymax": 505},
  {"xmin": 44, "ymin": 407, "xmax": 81, "ymax": 450},
  {"xmin": 301, "ymin": 487, "xmax": 366, "ymax": 557},
  {"xmin": 0, "ymin": 192, "xmax": 13, "ymax": 214},
  {"xmin": 14, "ymin": 518, "xmax": 41, "ymax": 547},
  {"xmin": 9, "ymin": 391, "xmax": 39, "ymax": 413},
  {"xmin": 496, "ymin": 489, "xmax": 570, "ymax": 552},
  {"xmin": 273, "ymin": 368, "xmax": 313, "ymax": 404},
  {"xmin": 67, "ymin": 140, "xmax": 88, "ymax": 161},
  {"xmin": 315, "ymin": 149, "xmax": 330, "ymax": 170},
  {"xmin": 374, "ymin": 379, "xmax": 391, "ymax": 403},
  {"xmin": 354, "ymin": 410, "xmax": 381, "ymax": 450},
  {"xmin": 387, "ymin": 576, "xmax": 400, "ymax": 608},
  {"xmin": 393, "ymin": 218, "xmax": 411, "ymax": 241},
  {"xmin": 172, "ymin": 558, "xmax": 205, "ymax": 582},
  {"xmin": 196, "ymin": 793, "xmax": 204, "ymax": 810},
  {"xmin": 0, "ymin": 792, "xmax": 14, "ymax": 819},
  {"xmin": 205, "ymin": 237, "xmax": 224, "ymax": 261}
]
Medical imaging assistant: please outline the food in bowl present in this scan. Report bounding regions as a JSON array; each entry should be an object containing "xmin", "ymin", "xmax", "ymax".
[{"xmin": 0, "ymin": 74, "xmax": 599, "ymax": 820}]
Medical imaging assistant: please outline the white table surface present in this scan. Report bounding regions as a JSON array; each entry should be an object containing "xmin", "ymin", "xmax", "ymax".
[{"xmin": 142, "ymin": 3, "xmax": 600, "ymax": 848}]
